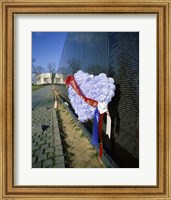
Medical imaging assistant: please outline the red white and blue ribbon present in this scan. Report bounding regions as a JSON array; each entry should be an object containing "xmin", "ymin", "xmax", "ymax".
[
  {"xmin": 65, "ymin": 75, "xmax": 111, "ymax": 158},
  {"xmin": 91, "ymin": 107, "xmax": 100, "ymax": 147},
  {"xmin": 65, "ymin": 75, "xmax": 98, "ymax": 107}
]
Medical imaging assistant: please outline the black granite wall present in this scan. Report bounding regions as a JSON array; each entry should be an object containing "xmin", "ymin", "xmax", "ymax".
[
  {"xmin": 58, "ymin": 32, "xmax": 108, "ymax": 76},
  {"xmin": 58, "ymin": 32, "xmax": 139, "ymax": 167},
  {"xmin": 108, "ymin": 32, "xmax": 139, "ymax": 160}
]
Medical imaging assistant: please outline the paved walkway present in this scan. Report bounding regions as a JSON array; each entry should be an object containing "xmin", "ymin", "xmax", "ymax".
[{"xmin": 32, "ymin": 86, "xmax": 65, "ymax": 168}]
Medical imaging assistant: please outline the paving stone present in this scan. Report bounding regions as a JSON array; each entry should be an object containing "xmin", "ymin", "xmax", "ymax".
[
  {"xmin": 35, "ymin": 149, "xmax": 44, "ymax": 157},
  {"xmin": 49, "ymin": 143, "xmax": 53, "ymax": 147},
  {"xmin": 47, "ymin": 133, "xmax": 53, "ymax": 137},
  {"xmin": 32, "ymin": 142, "xmax": 37, "ymax": 147},
  {"xmin": 55, "ymin": 156, "xmax": 64, "ymax": 164},
  {"xmin": 48, "ymin": 136, "xmax": 53, "ymax": 140},
  {"xmin": 54, "ymin": 139, "xmax": 61, "ymax": 146},
  {"xmin": 42, "ymin": 137, "xmax": 48, "ymax": 141},
  {"xmin": 33, "ymin": 135, "xmax": 40, "ymax": 141},
  {"xmin": 45, "ymin": 147, "xmax": 54, "ymax": 153},
  {"xmin": 32, "ymin": 162, "xmax": 41, "ymax": 168},
  {"xmin": 42, "ymin": 132, "xmax": 48, "ymax": 138},
  {"xmin": 32, "ymin": 156, "xmax": 37, "ymax": 163},
  {"xmin": 54, "ymin": 163, "xmax": 65, "ymax": 168},
  {"xmin": 48, "ymin": 152, "xmax": 54, "ymax": 159},
  {"xmin": 40, "ymin": 143, "xmax": 49, "ymax": 150},
  {"xmin": 55, "ymin": 145, "xmax": 62, "ymax": 151},
  {"xmin": 54, "ymin": 134, "xmax": 61, "ymax": 141},
  {"xmin": 38, "ymin": 140, "xmax": 45, "ymax": 146},
  {"xmin": 33, "ymin": 126, "xmax": 42, "ymax": 133},
  {"xmin": 54, "ymin": 149, "xmax": 63, "ymax": 157},
  {"xmin": 43, "ymin": 159, "xmax": 53, "ymax": 168},
  {"xmin": 32, "ymin": 145, "xmax": 39, "ymax": 151},
  {"xmin": 46, "ymin": 139, "xmax": 53, "ymax": 144},
  {"xmin": 38, "ymin": 153, "xmax": 47, "ymax": 162},
  {"xmin": 32, "ymin": 86, "xmax": 65, "ymax": 168}
]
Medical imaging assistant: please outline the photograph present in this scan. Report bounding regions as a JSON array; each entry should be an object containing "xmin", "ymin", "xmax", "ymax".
[
  {"xmin": 32, "ymin": 32, "xmax": 139, "ymax": 168},
  {"xmin": 1, "ymin": 0, "xmax": 170, "ymax": 199}
]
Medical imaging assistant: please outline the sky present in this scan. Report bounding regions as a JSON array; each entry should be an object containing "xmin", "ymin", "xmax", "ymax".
[{"xmin": 32, "ymin": 32, "xmax": 67, "ymax": 72}]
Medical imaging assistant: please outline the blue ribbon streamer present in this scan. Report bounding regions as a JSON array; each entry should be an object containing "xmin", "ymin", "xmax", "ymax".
[{"xmin": 91, "ymin": 107, "xmax": 100, "ymax": 147}]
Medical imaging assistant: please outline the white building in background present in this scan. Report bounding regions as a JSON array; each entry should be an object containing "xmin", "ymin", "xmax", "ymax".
[{"xmin": 36, "ymin": 73, "xmax": 64, "ymax": 85}]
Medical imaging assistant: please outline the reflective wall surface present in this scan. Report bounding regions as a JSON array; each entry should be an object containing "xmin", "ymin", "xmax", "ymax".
[{"xmin": 58, "ymin": 32, "xmax": 139, "ymax": 167}]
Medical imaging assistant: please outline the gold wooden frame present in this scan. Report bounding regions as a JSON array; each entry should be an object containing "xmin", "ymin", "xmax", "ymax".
[{"xmin": 0, "ymin": 0, "xmax": 170, "ymax": 199}]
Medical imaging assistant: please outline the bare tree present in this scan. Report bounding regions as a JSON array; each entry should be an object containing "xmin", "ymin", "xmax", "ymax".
[
  {"xmin": 32, "ymin": 65, "xmax": 44, "ymax": 75},
  {"xmin": 57, "ymin": 66, "xmax": 69, "ymax": 78},
  {"xmin": 32, "ymin": 58, "xmax": 36, "ymax": 83},
  {"xmin": 67, "ymin": 58, "xmax": 82, "ymax": 74},
  {"xmin": 32, "ymin": 59, "xmax": 45, "ymax": 84},
  {"xmin": 86, "ymin": 64, "xmax": 108, "ymax": 75},
  {"xmin": 32, "ymin": 58, "xmax": 35, "ymax": 65},
  {"xmin": 47, "ymin": 62, "xmax": 56, "ymax": 84}
]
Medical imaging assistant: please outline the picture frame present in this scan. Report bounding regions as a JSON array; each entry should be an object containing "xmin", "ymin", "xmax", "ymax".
[{"xmin": 0, "ymin": 0, "xmax": 170, "ymax": 199}]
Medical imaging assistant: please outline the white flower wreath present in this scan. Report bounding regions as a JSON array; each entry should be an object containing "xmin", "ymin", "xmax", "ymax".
[{"xmin": 67, "ymin": 70, "xmax": 116, "ymax": 123}]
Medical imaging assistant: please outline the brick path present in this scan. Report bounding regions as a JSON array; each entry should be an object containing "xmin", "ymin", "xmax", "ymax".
[{"xmin": 32, "ymin": 86, "xmax": 65, "ymax": 168}]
